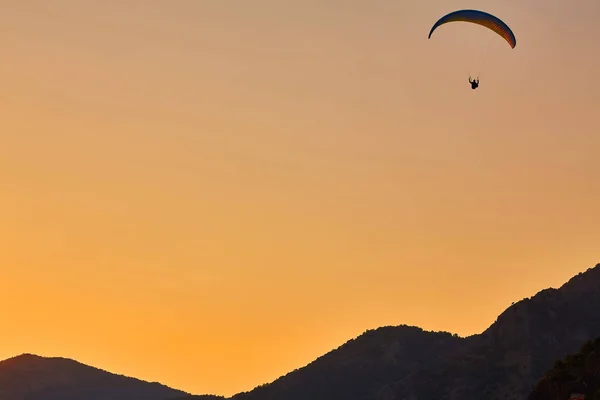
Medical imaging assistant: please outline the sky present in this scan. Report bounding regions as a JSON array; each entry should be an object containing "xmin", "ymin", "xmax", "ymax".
[{"xmin": 0, "ymin": 0, "xmax": 599, "ymax": 397}]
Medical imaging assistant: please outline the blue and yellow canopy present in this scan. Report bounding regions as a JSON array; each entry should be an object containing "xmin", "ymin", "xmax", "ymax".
[{"xmin": 428, "ymin": 9, "xmax": 516, "ymax": 49}]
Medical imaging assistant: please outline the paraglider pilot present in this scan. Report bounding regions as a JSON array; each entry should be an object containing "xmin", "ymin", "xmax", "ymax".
[{"xmin": 469, "ymin": 76, "xmax": 479, "ymax": 90}]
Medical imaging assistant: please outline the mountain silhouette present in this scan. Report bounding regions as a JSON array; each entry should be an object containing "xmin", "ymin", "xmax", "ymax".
[
  {"xmin": 229, "ymin": 263, "xmax": 600, "ymax": 400},
  {"xmin": 233, "ymin": 325, "xmax": 465, "ymax": 400},
  {"xmin": 374, "ymin": 263, "xmax": 600, "ymax": 400},
  {"xmin": 528, "ymin": 336, "xmax": 600, "ymax": 400},
  {"xmin": 0, "ymin": 354, "xmax": 187, "ymax": 400},
  {"xmin": 1, "ymin": 263, "xmax": 598, "ymax": 400}
]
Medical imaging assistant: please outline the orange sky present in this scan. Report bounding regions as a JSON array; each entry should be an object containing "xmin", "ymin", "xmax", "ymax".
[{"xmin": 0, "ymin": 0, "xmax": 598, "ymax": 396}]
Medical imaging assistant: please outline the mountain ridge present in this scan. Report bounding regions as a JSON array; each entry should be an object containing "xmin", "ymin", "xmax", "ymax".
[
  {"xmin": 227, "ymin": 263, "xmax": 600, "ymax": 400},
  {"xmin": 1, "ymin": 263, "xmax": 598, "ymax": 400},
  {"xmin": 0, "ymin": 353, "xmax": 188, "ymax": 400}
]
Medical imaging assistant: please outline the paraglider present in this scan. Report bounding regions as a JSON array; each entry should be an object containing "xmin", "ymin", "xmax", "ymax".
[
  {"xmin": 428, "ymin": 9, "xmax": 516, "ymax": 89},
  {"xmin": 468, "ymin": 76, "xmax": 479, "ymax": 89}
]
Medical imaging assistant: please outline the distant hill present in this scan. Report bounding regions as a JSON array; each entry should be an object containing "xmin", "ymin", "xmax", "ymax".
[
  {"xmin": 528, "ymin": 336, "xmax": 600, "ymax": 400},
  {"xmin": 230, "ymin": 263, "xmax": 600, "ymax": 400},
  {"xmin": 379, "ymin": 263, "xmax": 600, "ymax": 400},
  {"xmin": 0, "ymin": 354, "xmax": 187, "ymax": 400},
  {"xmin": 1, "ymin": 263, "xmax": 599, "ymax": 400},
  {"xmin": 233, "ymin": 325, "xmax": 465, "ymax": 400}
]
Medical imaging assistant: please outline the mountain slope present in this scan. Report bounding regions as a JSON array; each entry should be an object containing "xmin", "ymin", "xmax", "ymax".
[
  {"xmin": 232, "ymin": 325, "xmax": 465, "ymax": 400},
  {"xmin": 0, "ymin": 354, "xmax": 187, "ymax": 400},
  {"xmin": 528, "ymin": 336, "xmax": 600, "ymax": 400},
  {"xmin": 380, "ymin": 263, "xmax": 600, "ymax": 400},
  {"xmin": 227, "ymin": 263, "xmax": 600, "ymax": 400},
  {"xmin": 1, "ymin": 263, "xmax": 598, "ymax": 400}
]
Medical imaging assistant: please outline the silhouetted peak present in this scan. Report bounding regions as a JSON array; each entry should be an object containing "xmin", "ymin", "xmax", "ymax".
[
  {"xmin": 0, "ymin": 353, "xmax": 188, "ymax": 400},
  {"xmin": 559, "ymin": 263, "xmax": 600, "ymax": 297},
  {"xmin": 351, "ymin": 325, "xmax": 456, "ymax": 343},
  {"xmin": 2, "ymin": 353, "xmax": 42, "ymax": 361},
  {"xmin": 483, "ymin": 263, "xmax": 600, "ymax": 340},
  {"xmin": 0, "ymin": 353, "xmax": 51, "ymax": 369},
  {"xmin": 314, "ymin": 324, "xmax": 461, "ymax": 362},
  {"xmin": 0, "ymin": 353, "xmax": 105, "ymax": 374}
]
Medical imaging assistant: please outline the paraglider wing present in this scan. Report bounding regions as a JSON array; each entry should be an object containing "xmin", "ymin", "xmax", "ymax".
[{"xmin": 428, "ymin": 9, "xmax": 516, "ymax": 49}]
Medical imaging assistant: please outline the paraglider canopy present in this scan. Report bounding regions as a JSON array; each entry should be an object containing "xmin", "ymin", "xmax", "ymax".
[{"xmin": 428, "ymin": 9, "xmax": 516, "ymax": 49}]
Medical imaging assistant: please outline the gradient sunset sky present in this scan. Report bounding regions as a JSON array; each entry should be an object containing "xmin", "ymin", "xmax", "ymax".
[{"xmin": 1, "ymin": 0, "xmax": 599, "ymax": 396}]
